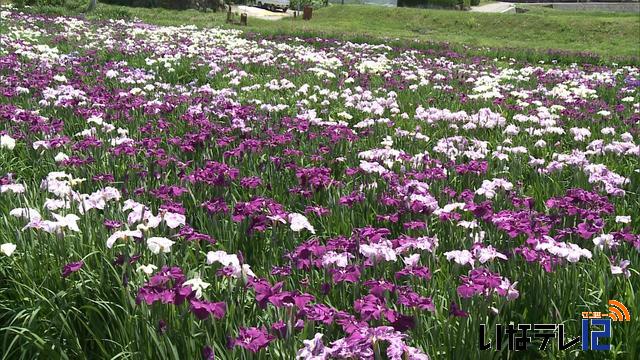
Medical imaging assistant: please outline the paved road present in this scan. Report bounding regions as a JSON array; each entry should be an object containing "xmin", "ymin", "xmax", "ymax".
[
  {"xmin": 232, "ymin": 5, "xmax": 293, "ymax": 20},
  {"xmin": 528, "ymin": 2, "xmax": 639, "ymax": 12},
  {"xmin": 471, "ymin": 2, "xmax": 638, "ymax": 13},
  {"xmin": 470, "ymin": 2, "xmax": 515, "ymax": 13}
]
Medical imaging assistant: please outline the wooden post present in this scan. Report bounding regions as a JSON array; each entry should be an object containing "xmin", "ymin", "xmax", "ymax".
[
  {"xmin": 303, "ymin": 6, "xmax": 312, "ymax": 20},
  {"xmin": 240, "ymin": 13, "xmax": 247, "ymax": 26}
]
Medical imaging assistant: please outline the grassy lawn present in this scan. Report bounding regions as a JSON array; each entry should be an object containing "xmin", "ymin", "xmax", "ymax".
[{"xmin": 10, "ymin": 2, "xmax": 640, "ymax": 61}]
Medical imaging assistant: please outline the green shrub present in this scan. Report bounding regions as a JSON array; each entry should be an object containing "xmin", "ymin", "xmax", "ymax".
[
  {"xmin": 289, "ymin": 0, "xmax": 325, "ymax": 10},
  {"xmin": 398, "ymin": 0, "xmax": 463, "ymax": 9},
  {"xmin": 156, "ymin": 0, "xmax": 192, "ymax": 9},
  {"xmin": 93, "ymin": 6, "xmax": 132, "ymax": 19},
  {"xmin": 100, "ymin": 0, "xmax": 194, "ymax": 9},
  {"xmin": 64, "ymin": 0, "xmax": 87, "ymax": 10},
  {"xmin": 28, "ymin": 4, "xmax": 67, "ymax": 15},
  {"xmin": 470, "ymin": 0, "xmax": 480, "ymax": 5},
  {"xmin": 100, "ymin": 0, "xmax": 143, "ymax": 6},
  {"xmin": 429, "ymin": 0, "xmax": 457, "ymax": 9},
  {"xmin": 19, "ymin": 0, "xmax": 86, "ymax": 15},
  {"xmin": 26, "ymin": 0, "xmax": 65, "ymax": 5}
]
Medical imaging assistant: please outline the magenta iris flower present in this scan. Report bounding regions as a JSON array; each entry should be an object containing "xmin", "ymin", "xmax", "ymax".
[
  {"xmin": 232, "ymin": 327, "xmax": 274, "ymax": 353},
  {"xmin": 103, "ymin": 219, "xmax": 122, "ymax": 230},
  {"xmin": 189, "ymin": 299, "xmax": 227, "ymax": 320},
  {"xmin": 61, "ymin": 260, "xmax": 84, "ymax": 278},
  {"xmin": 201, "ymin": 346, "xmax": 214, "ymax": 360},
  {"xmin": 449, "ymin": 302, "xmax": 469, "ymax": 318}
]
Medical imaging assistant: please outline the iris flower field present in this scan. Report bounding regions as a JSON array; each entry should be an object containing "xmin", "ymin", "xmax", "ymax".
[{"xmin": 0, "ymin": 8, "xmax": 638, "ymax": 360}]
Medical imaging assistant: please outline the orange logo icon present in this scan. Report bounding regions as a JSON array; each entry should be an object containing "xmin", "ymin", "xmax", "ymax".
[{"xmin": 604, "ymin": 300, "xmax": 631, "ymax": 322}]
